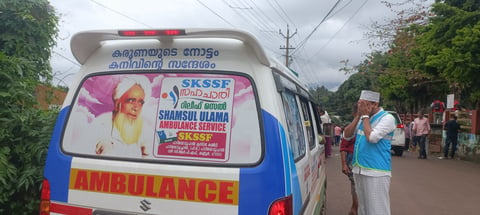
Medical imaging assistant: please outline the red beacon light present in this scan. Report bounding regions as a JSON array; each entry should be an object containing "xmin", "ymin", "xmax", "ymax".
[{"xmin": 118, "ymin": 29, "xmax": 185, "ymax": 36}]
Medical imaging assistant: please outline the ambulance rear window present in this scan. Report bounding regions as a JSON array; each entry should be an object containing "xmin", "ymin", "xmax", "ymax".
[{"xmin": 62, "ymin": 72, "xmax": 262, "ymax": 165}]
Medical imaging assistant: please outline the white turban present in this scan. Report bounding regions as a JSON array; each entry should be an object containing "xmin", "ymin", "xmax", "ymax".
[
  {"xmin": 113, "ymin": 76, "xmax": 151, "ymax": 100},
  {"xmin": 359, "ymin": 90, "xmax": 380, "ymax": 103}
]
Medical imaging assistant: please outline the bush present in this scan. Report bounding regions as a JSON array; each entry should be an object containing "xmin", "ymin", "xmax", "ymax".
[{"xmin": 0, "ymin": 53, "xmax": 59, "ymax": 214}]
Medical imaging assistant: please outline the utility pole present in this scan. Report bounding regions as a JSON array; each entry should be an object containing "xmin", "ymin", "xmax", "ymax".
[{"xmin": 279, "ymin": 25, "xmax": 297, "ymax": 67}]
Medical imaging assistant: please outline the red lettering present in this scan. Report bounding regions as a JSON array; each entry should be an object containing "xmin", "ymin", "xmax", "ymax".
[
  {"xmin": 128, "ymin": 175, "xmax": 144, "ymax": 196},
  {"xmin": 145, "ymin": 176, "xmax": 157, "ymax": 197},
  {"xmin": 110, "ymin": 173, "xmax": 126, "ymax": 193},
  {"xmin": 90, "ymin": 172, "xmax": 110, "ymax": 192},
  {"xmin": 158, "ymin": 177, "xmax": 176, "ymax": 198},
  {"xmin": 198, "ymin": 181, "xmax": 216, "ymax": 202},
  {"xmin": 74, "ymin": 170, "xmax": 88, "ymax": 190},
  {"xmin": 218, "ymin": 182, "xmax": 234, "ymax": 204},
  {"xmin": 177, "ymin": 179, "xmax": 196, "ymax": 201},
  {"xmin": 71, "ymin": 169, "xmax": 239, "ymax": 205}
]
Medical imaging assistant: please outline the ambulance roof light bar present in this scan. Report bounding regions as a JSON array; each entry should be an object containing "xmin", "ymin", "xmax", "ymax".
[{"xmin": 118, "ymin": 29, "xmax": 186, "ymax": 36}]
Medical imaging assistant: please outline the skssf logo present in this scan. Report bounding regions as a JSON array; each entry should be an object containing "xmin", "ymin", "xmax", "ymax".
[
  {"xmin": 181, "ymin": 79, "xmax": 232, "ymax": 89},
  {"xmin": 161, "ymin": 85, "xmax": 180, "ymax": 108}
]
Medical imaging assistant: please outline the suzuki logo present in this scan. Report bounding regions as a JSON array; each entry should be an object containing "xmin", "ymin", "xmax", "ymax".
[{"xmin": 139, "ymin": 199, "xmax": 151, "ymax": 211}]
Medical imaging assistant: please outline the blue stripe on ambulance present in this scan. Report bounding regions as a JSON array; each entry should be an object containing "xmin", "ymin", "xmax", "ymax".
[
  {"xmin": 44, "ymin": 106, "xmax": 72, "ymax": 202},
  {"xmin": 279, "ymin": 123, "xmax": 303, "ymax": 215},
  {"xmin": 239, "ymin": 110, "xmax": 302, "ymax": 214}
]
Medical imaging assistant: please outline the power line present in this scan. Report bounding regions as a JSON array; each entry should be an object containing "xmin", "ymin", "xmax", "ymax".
[
  {"xmin": 262, "ymin": 0, "xmax": 302, "ymax": 49},
  {"xmin": 329, "ymin": 0, "xmax": 354, "ymax": 18},
  {"xmin": 224, "ymin": 0, "xmax": 281, "ymax": 43},
  {"xmin": 287, "ymin": 0, "xmax": 342, "ymax": 81},
  {"xmin": 292, "ymin": 0, "xmax": 365, "ymax": 85},
  {"xmin": 291, "ymin": 49, "xmax": 317, "ymax": 83},
  {"xmin": 309, "ymin": 0, "xmax": 369, "ymax": 59},
  {"xmin": 53, "ymin": 71, "xmax": 76, "ymax": 87},
  {"xmin": 266, "ymin": 0, "xmax": 289, "ymax": 25},
  {"xmin": 197, "ymin": 0, "xmax": 236, "ymax": 27},
  {"xmin": 52, "ymin": 0, "xmax": 154, "ymax": 87},
  {"xmin": 245, "ymin": 0, "xmax": 281, "ymax": 30},
  {"xmin": 89, "ymin": 0, "xmax": 152, "ymax": 27},
  {"xmin": 292, "ymin": 0, "xmax": 342, "ymax": 55},
  {"xmin": 235, "ymin": 0, "xmax": 295, "ymax": 55},
  {"xmin": 51, "ymin": 50, "xmax": 81, "ymax": 86},
  {"xmin": 234, "ymin": 0, "xmax": 273, "ymax": 30},
  {"xmin": 52, "ymin": 50, "xmax": 80, "ymax": 67},
  {"xmin": 272, "ymin": 0, "xmax": 297, "ymax": 29},
  {"xmin": 232, "ymin": 0, "xmax": 279, "ymax": 37}
]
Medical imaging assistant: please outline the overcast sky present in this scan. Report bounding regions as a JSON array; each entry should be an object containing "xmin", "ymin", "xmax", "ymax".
[{"xmin": 48, "ymin": 0, "xmax": 421, "ymax": 90}]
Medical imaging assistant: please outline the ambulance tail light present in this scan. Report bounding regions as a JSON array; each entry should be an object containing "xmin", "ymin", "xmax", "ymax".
[
  {"xmin": 397, "ymin": 124, "xmax": 404, "ymax": 128},
  {"xmin": 269, "ymin": 195, "xmax": 293, "ymax": 215},
  {"xmin": 119, "ymin": 29, "xmax": 186, "ymax": 36},
  {"xmin": 39, "ymin": 179, "xmax": 51, "ymax": 215}
]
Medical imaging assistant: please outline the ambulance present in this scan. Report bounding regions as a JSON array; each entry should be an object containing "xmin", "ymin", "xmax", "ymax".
[{"xmin": 40, "ymin": 29, "xmax": 327, "ymax": 215}]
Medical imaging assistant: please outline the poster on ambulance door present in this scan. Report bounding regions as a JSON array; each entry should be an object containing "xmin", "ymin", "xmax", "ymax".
[
  {"xmin": 63, "ymin": 72, "xmax": 261, "ymax": 163},
  {"xmin": 154, "ymin": 77, "xmax": 234, "ymax": 161}
]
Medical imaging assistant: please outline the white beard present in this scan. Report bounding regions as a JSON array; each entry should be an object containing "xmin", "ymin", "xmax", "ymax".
[{"xmin": 113, "ymin": 112, "xmax": 143, "ymax": 144}]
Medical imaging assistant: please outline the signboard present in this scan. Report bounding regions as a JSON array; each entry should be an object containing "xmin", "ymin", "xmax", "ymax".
[
  {"xmin": 155, "ymin": 77, "xmax": 234, "ymax": 161},
  {"xmin": 447, "ymin": 94, "xmax": 455, "ymax": 109}
]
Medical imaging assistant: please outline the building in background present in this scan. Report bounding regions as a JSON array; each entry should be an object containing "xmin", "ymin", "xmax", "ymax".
[{"xmin": 35, "ymin": 84, "xmax": 67, "ymax": 110}]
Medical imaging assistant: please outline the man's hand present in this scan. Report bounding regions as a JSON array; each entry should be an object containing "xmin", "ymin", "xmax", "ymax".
[
  {"xmin": 357, "ymin": 100, "xmax": 373, "ymax": 116},
  {"xmin": 141, "ymin": 146, "xmax": 149, "ymax": 157},
  {"xmin": 341, "ymin": 163, "xmax": 351, "ymax": 175},
  {"xmin": 95, "ymin": 143, "xmax": 105, "ymax": 154},
  {"xmin": 95, "ymin": 138, "xmax": 113, "ymax": 154}
]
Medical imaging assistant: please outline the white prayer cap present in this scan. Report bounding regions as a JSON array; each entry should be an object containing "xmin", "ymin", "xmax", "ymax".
[
  {"xmin": 359, "ymin": 90, "xmax": 380, "ymax": 102},
  {"xmin": 113, "ymin": 76, "xmax": 151, "ymax": 100}
]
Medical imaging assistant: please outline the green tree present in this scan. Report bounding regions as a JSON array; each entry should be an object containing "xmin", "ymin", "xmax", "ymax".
[
  {"xmin": 0, "ymin": 0, "xmax": 58, "ymax": 213},
  {"xmin": 371, "ymin": 0, "xmax": 439, "ymax": 111},
  {"xmin": 365, "ymin": 0, "xmax": 480, "ymax": 110},
  {"xmin": 329, "ymin": 0, "xmax": 480, "ymax": 118},
  {"xmin": 350, "ymin": 0, "xmax": 451, "ymax": 113},
  {"xmin": 333, "ymin": 67, "xmax": 379, "ymax": 121},
  {"xmin": 378, "ymin": 23, "xmax": 449, "ymax": 113},
  {"xmin": 310, "ymin": 85, "xmax": 333, "ymax": 108},
  {"xmin": 418, "ymin": 1, "xmax": 480, "ymax": 108}
]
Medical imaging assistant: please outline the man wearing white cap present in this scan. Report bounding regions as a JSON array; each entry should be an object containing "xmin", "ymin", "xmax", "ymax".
[
  {"xmin": 94, "ymin": 75, "xmax": 151, "ymax": 158},
  {"xmin": 343, "ymin": 90, "xmax": 396, "ymax": 215}
]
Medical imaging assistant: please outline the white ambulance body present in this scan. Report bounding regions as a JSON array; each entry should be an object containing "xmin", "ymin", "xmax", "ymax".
[{"xmin": 40, "ymin": 29, "xmax": 326, "ymax": 215}]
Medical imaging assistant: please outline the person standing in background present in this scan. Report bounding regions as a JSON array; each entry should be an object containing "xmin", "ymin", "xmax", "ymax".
[
  {"xmin": 430, "ymin": 100, "xmax": 445, "ymax": 124},
  {"xmin": 334, "ymin": 125, "xmax": 342, "ymax": 147},
  {"xmin": 319, "ymin": 109, "xmax": 332, "ymax": 157},
  {"xmin": 319, "ymin": 109, "xmax": 331, "ymax": 129},
  {"xmin": 409, "ymin": 120, "xmax": 416, "ymax": 152},
  {"xmin": 444, "ymin": 115, "xmax": 461, "ymax": 159},
  {"xmin": 340, "ymin": 104, "xmax": 359, "ymax": 215},
  {"xmin": 412, "ymin": 110, "xmax": 431, "ymax": 159},
  {"xmin": 431, "ymin": 100, "xmax": 445, "ymax": 112},
  {"xmin": 404, "ymin": 120, "xmax": 411, "ymax": 151}
]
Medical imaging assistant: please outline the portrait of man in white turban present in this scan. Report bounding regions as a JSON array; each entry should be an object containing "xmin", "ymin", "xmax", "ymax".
[{"xmin": 94, "ymin": 75, "xmax": 151, "ymax": 158}]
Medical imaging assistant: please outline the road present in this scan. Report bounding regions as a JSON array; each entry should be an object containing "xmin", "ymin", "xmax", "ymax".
[{"xmin": 325, "ymin": 146, "xmax": 480, "ymax": 215}]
